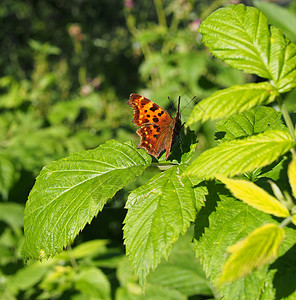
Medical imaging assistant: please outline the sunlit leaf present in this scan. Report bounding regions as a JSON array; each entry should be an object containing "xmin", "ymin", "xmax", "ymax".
[
  {"xmin": 218, "ymin": 176, "xmax": 290, "ymax": 218},
  {"xmin": 194, "ymin": 186, "xmax": 296, "ymax": 298},
  {"xmin": 199, "ymin": 4, "xmax": 296, "ymax": 93},
  {"xmin": 292, "ymin": 215, "xmax": 296, "ymax": 226},
  {"xmin": 288, "ymin": 154, "xmax": 296, "ymax": 199},
  {"xmin": 21, "ymin": 140, "xmax": 151, "ymax": 260},
  {"xmin": 220, "ymin": 224, "xmax": 285, "ymax": 283},
  {"xmin": 123, "ymin": 165, "xmax": 206, "ymax": 285},
  {"xmin": 216, "ymin": 106, "xmax": 285, "ymax": 141},
  {"xmin": 183, "ymin": 130, "xmax": 294, "ymax": 179},
  {"xmin": 187, "ymin": 82, "xmax": 278, "ymax": 125}
]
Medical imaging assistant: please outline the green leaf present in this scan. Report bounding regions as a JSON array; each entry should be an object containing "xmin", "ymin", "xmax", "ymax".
[
  {"xmin": 74, "ymin": 267, "xmax": 111, "ymax": 300},
  {"xmin": 183, "ymin": 130, "xmax": 294, "ymax": 179},
  {"xmin": 187, "ymin": 82, "xmax": 278, "ymax": 125},
  {"xmin": 270, "ymin": 26, "xmax": 296, "ymax": 93},
  {"xmin": 216, "ymin": 106, "xmax": 285, "ymax": 141},
  {"xmin": 218, "ymin": 176, "xmax": 290, "ymax": 218},
  {"xmin": 199, "ymin": 4, "xmax": 296, "ymax": 93},
  {"xmin": 123, "ymin": 165, "xmax": 207, "ymax": 285},
  {"xmin": 21, "ymin": 140, "xmax": 151, "ymax": 260},
  {"xmin": 253, "ymin": 0, "xmax": 296, "ymax": 42},
  {"xmin": 220, "ymin": 224, "xmax": 285, "ymax": 283},
  {"xmin": 199, "ymin": 4, "xmax": 271, "ymax": 78}
]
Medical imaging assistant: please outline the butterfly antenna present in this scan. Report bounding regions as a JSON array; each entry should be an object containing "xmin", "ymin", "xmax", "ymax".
[
  {"xmin": 168, "ymin": 96, "xmax": 179, "ymax": 112},
  {"xmin": 180, "ymin": 96, "xmax": 196, "ymax": 113},
  {"xmin": 177, "ymin": 96, "xmax": 181, "ymax": 113}
]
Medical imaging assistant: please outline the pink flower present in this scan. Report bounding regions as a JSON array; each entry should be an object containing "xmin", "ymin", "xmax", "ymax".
[
  {"xmin": 124, "ymin": 0, "xmax": 134, "ymax": 9},
  {"xmin": 189, "ymin": 19, "xmax": 201, "ymax": 31}
]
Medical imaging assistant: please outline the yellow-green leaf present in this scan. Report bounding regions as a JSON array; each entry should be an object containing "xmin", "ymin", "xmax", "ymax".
[
  {"xmin": 220, "ymin": 224, "xmax": 285, "ymax": 283},
  {"xmin": 183, "ymin": 130, "xmax": 294, "ymax": 179},
  {"xmin": 218, "ymin": 176, "xmax": 290, "ymax": 218},
  {"xmin": 186, "ymin": 82, "xmax": 278, "ymax": 125},
  {"xmin": 288, "ymin": 154, "xmax": 296, "ymax": 199},
  {"xmin": 292, "ymin": 215, "xmax": 296, "ymax": 226}
]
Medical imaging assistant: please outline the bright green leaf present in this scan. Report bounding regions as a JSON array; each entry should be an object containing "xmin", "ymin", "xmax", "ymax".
[
  {"xmin": 123, "ymin": 165, "xmax": 206, "ymax": 285},
  {"xmin": 183, "ymin": 130, "xmax": 294, "ymax": 179},
  {"xmin": 199, "ymin": 4, "xmax": 272, "ymax": 79},
  {"xmin": 269, "ymin": 26, "xmax": 296, "ymax": 93},
  {"xmin": 216, "ymin": 106, "xmax": 285, "ymax": 141},
  {"xmin": 220, "ymin": 224, "xmax": 285, "ymax": 283},
  {"xmin": 218, "ymin": 176, "xmax": 290, "ymax": 218},
  {"xmin": 288, "ymin": 154, "xmax": 296, "ymax": 199},
  {"xmin": 187, "ymin": 82, "xmax": 278, "ymax": 125},
  {"xmin": 21, "ymin": 140, "xmax": 151, "ymax": 260},
  {"xmin": 199, "ymin": 4, "xmax": 296, "ymax": 93}
]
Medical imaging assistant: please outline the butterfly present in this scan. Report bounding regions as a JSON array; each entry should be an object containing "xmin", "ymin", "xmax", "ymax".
[{"xmin": 128, "ymin": 93, "xmax": 181, "ymax": 160}]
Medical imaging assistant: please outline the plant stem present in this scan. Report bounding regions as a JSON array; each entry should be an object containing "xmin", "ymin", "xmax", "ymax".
[
  {"xmin": 153, "ymin": 0, "xmax": 167, "ymax": 27},
  {"xmin": 280, "ymin": 216, "xmax": 292, "ymax": 228},
  {"xmin": 277, "ymin": 96, "xmax": 296, "ymax": 142}
]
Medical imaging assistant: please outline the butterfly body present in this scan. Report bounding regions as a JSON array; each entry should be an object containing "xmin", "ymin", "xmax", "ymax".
[{"xmin": 128, "ymin": 93, "xmax": 181, "ymax": 159}]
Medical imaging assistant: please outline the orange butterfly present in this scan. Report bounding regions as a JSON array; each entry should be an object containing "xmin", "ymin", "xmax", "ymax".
[{"xmin": 128, "ymin": 93, "xmax": 181, "ymax": 159}]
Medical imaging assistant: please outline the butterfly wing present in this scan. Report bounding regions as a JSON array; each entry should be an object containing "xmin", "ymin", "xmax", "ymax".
[
  {"xmin": 128, "ymin": 93, "xmax": 172, "ymax": 126},
  {"xmin": 128, "ymin": 93, "xmax": 175, "ymax": 158},
  {"xmin": 136, "ymin": 123, "xmax": 173, "ymax": 158}
]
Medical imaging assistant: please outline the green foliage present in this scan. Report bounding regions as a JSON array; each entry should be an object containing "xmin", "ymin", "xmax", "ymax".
[
  {"xmin": 2, "ymin": 1, "xmax": 296, "ymax": 299},
  {"xmin": 253, "ymin": 0, "xmax": 296, "ymax": 42},
  {"xmin": 215, "ymin": 106, "xmax": 285, "ymax": 140},
  {"xmin": 187, "ymin": 82, "xmax": 278, "ymax": 125},
  {"xmin": 184, "ymin": 129, "xmax": 294, "ymax": 179},
  {"xmin": 198, "ymin": 4, "xmax": 296, "ymax": 93},
  {"xmin": 218, "ymin": 176, "xmax": 290, "ymax": 218},
  {"xmin": 194, "ymin": 192, "xmax": 296, "ymax": 299},
  {"xmin": 123, "ymin": 164, "xmax": 206, "ymax": 284},
  {"xmin": 22, "ymin": 141, "xmax": 151, "ymax": 260}
]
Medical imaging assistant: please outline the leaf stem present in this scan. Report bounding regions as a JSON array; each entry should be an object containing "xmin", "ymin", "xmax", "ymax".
[
  {"xmin": 280, "ymin": 215, "xmax": 292, "ymax": 228},
  {"xmin": 153, "ymin": 0, "xmax": 167, "ymax": 27},
  {"xmin": 277, "ymin": 96, "xmax": 296, "ymax": 142},
  {"xmin": 67, "ymin": 244, "xmax": 78, "ymax": 269}
]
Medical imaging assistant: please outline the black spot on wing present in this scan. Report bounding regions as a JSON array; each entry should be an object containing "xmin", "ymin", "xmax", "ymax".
[
  {"xmin": 150, "ymin": 104, "xmax": 158, "ymax": 112},
  {"xmin": 153, "ymin": 124, "xmax": 160, "ymax": 132}
]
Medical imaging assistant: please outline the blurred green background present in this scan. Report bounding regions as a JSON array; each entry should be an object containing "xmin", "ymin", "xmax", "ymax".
[{"xmin": 1, "ymin": 0, "xmax": 296, "ymax": 299}]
